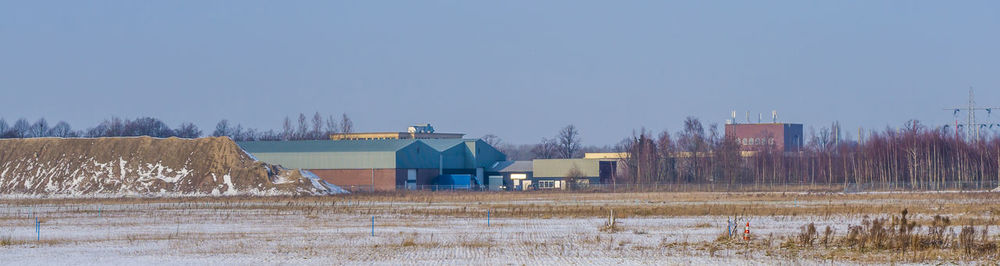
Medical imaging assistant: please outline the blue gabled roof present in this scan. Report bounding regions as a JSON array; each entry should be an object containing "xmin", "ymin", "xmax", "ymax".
[
  {"xmin": 489, "ymin": 160, "xmax": 533, "ymax": 172},
  {"xmin": 419, "ymin": 139, "xmax": 476, "ymax": 152}
]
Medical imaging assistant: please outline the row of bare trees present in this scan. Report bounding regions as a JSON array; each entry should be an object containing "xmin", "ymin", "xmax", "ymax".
[
  {"xmin": 0, "ymin": 112, "xmax": 354, "ymax": 141},
  {"xmin": 618, "ymin": 118, "xmax": 1000, "ymax": 190},
  {"xmin": 213, "ymin": 112, "xmax": 353, "ymax": 141},
  {"xmin": 528, "ymin": 125, "xmax": 586, "ymax": 159},
  {"xmin": 0, "ymin": 117, "xmax": 201, "ymax": 139},
  {"xmin": 483, "ymin": 124, "xmax": 607, "ymax": 160}
]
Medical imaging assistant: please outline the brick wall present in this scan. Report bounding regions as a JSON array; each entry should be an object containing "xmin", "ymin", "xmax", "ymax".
[
  {"xmin": 308, "ymin": 169, "xmax": 398, "ymax": 191},
  {"xmin": 308, "ymin": 168, "xmax": 441, "ymax": 191},
  {"xmin": 725, "ymin": 124, "xmax": 787, "ymax": 152},
  {"xmin": 724, "ymin": 123, "xmax": 804, "ymax": 152}
]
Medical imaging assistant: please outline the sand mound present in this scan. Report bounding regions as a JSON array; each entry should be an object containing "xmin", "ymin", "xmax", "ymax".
[{"xmin": 0, "ymin": 136, "xmax": 343, "ymax": 197}]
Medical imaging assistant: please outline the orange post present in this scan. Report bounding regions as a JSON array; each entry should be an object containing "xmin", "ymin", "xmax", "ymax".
[{"xmin": 743, "ymin": 222, "xmax": 750, "ymax": 241}]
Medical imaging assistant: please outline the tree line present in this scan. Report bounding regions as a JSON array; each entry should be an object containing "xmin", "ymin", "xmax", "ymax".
[
  {"xmin": 0, "ymin": 112, "xmax": 353, "ymax": 141},
  {"xmin": 617, "ymin": 117, "xmax": 1000, "ymax": 190},
  {"xmin": 214, "ymin": 112, "xmax": 353, "ymax": 141},
  {"xmin": 484, "ymin": 124, "xmax": 611, "ymax": 161}
]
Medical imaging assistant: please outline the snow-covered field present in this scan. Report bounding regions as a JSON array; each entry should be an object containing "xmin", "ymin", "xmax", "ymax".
[{"xmin": 0, "ymin": 193, "xmax": 996, "ymax": 265}]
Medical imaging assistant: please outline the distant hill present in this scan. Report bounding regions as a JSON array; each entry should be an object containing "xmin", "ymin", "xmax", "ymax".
[{"xmin": 0, "ymin": 136, "xmax": 344, "ymax": 197}]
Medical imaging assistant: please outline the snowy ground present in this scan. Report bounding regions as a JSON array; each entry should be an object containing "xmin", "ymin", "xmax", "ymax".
[{"xmin": 0, "ymin": 193, "xmax": 996, "ymax": 265}]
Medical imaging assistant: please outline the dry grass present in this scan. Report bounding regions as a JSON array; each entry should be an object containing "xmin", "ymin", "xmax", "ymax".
[
  {"xmin": 6, "ymin": 191, "xmax": 1000, "ymax": 221},
  {"xmin": 778, "ymin": 210, "xmax": 1000, "ymax": 262},
  {"xmin": 0, "ymin": 236, "xmax": 21, "ymax": 246},
  {"xmin": 4, "ymin": 191, "xmax": 1000, "ymax": 263}
]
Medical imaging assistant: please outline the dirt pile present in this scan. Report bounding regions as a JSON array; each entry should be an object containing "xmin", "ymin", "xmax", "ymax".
[{"xmin": 0, "ymin": 136, "xmax": 343, "ymax": 197}]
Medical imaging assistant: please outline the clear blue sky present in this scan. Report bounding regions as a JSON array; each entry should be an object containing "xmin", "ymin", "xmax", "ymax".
[{"xmin": 2, "ymin": 1, "xmax": 999, "ymax": 145}]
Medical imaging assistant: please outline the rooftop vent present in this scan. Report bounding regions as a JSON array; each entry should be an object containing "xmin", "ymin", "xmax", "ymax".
[{"xmin": 408, "ymin": 124, "xmax": 435, "ymax": 134}]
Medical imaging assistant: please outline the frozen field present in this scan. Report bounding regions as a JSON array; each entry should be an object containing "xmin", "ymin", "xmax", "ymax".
[{"xmin": 2, "ymin": 192, "xmax": 999, "ymax": 265}]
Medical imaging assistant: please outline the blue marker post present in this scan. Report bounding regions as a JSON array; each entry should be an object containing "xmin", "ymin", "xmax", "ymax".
[
  {"xmin": 35, "ymin": 217, "xmax": 39, "ymax": 241},
  {"xmin": 371, "ymin": 216, "xmax": 374, "ymax": 237},
  {"xmin": 487, "ymin": 210, "xmax": 490, "ymax": 227},
  {"xmin": 727, "ymin": 220, "xmax": 732, "ymax": 238}
]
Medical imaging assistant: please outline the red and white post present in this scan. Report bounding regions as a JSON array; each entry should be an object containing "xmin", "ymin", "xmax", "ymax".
[{"xmin": 743, "ymin": 222, "xmax": 751, "ymax": 241}]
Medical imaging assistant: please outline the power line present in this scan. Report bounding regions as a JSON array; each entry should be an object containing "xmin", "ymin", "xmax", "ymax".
[{"xmin": 943, "ymin": 87, "xmax": 999, "ymax": 139}]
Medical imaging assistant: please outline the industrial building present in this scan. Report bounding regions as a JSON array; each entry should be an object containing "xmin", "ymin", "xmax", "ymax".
[
  {"xmin": 486, "ymin": 161, "xmax": 533, "ymax": 191},
  {"xmin": 237, "ymin": 123, "xmax": 638, "ymax": 192},
  {"xmin": 532, "ymin": 158, "xmax": 617, "ymax": 188},
  {"xmin": 724, "ymin": 111, "xmax": 804, "ymax": 152},
  {"xmin": 724, "ymin": 123, "xmax": 804, "ymax": 152},
  {"xmin": 238, "ymin": 137, "xmax": 506, "ymax": 191},
  {"xmin": 483, "ymin": 156, "xmax": 620, "ymax": 191}
]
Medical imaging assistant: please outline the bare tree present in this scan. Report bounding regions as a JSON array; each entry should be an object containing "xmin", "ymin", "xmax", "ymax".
[
  {"xmin": 282, "ymin": 116, "xmax": 293, "ymax": 141},
  {"xmin": 259, "ymin": 129, "xmax": 281, "ymax": 141},
  {"xmin": 531, "ymin": 138, "xmax": 559, "ymax": 159},
  {"xmin": 0, "ymin": 119, "xmax": 8, "ymax": 138},
  {"xmin": 677, "ymin": 117, "xmax": 706, "ymax": 182},
  {"xmin": 325, "ymin": 115, "xmax": 338, "ymax": 136},
  {"xmin": 47, "ymin": 121, "xmax": 73, "ymax": 137},
  {"xmin": 564, "ymin": 164, "xmax": 585, "ymax": 190},
  {"xmin": 481, "ymin": 134, "xmax": 504, "ymax": 152},
  {"xmin": 241, "ymin": 127, "xmax": 258, "ymax": 141},
  {"xmin": 500, "ymin": 143, "xmax": 537, "ymax": 160},
  {"xmin": 175, "ymin": 123, "xmax": 202, "ymax": 138},
  {"xmin": 296, "ymin": 113, "xmax": 308, "ymax": 140},
  {"xmin": 311, "ymin": 112, "xmax": 323, "ymax": 140},
  {"xmin": 213, "ymin": 119, "xmax": 231, "ymax": 137},
  {"xmin": 10, "ymin": 119, "xmax": 30, "ymax": 138},
  {"xmin": 340, "ymin": 113, "xmax": 353, "ymax": 134},
  {"xmin": 656, "ymin": 130, "xmax": 676, "ymax": 183},
  {"xmin": 231, "ymin": 124, "xmax": 245, "ymax": 140},
  {"xmin": 30, "ymin": 118, "xmax": 49, "ymax": 138},
  {"xmin": 103, "ymin": 117, "xmax": 126, "ymax": 137},
  {"xmin": 557, "ymin": 124, "xmax": 582, "ymax": 158},
  {"xmin": 126, "ymin": 117, "xmax": 174, "ymax": 137}
]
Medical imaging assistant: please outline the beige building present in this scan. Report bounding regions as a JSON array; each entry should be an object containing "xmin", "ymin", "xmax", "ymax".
[{"xmin": 329, "ymin": 124, "xmax": 464, "ymax": 140}]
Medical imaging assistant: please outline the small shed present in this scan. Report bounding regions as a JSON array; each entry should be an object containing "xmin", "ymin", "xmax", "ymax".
[{"xmin": 487, "ymin": 160, "xmax": 533, "ymax": 191}]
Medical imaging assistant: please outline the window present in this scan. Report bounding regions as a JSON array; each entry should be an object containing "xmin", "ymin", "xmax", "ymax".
[{"xmin": 539, "ymin": 180, "xmax": 555, "ymax": 189}]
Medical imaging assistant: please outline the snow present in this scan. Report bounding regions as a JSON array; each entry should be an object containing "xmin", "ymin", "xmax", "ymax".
[
  {"xmin": 300, "ymin": 170, "xmax": 349, "ymax": 194},
  {"xmin": 0, "ymin": 200, "xmax": 929, "ymax": 265},
  {"xmin": 222, "ymin": 174, "xmax": 237, "ymax": 195},
  {"xmin": 136, "ymin": 162, "xmax": 189, "ymax": 183},
  {"xmin": 0, "ymin": 154, "xmax": 340, "ymax": 197}
]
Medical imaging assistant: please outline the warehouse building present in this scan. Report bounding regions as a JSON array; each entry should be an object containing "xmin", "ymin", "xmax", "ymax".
[
  {"xmin": 422, "ymin": 138, "xmax": 506, "ymax": 189},
  {"xmin": 484, "ymin": 153, "xmax": 627, "ymax": 191},
  {"xmin": 238, "ymin": 138, "xmax": 506, "ymax": 191},
  {"xmin": 532, "ymin": 158, "xmax": 618, "ymax": 189}
]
